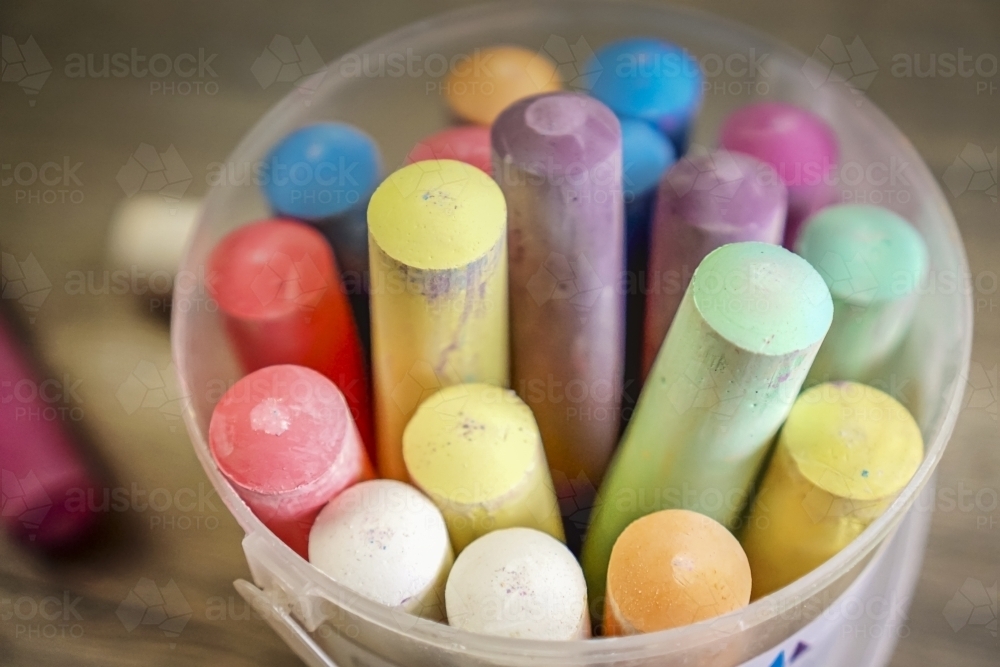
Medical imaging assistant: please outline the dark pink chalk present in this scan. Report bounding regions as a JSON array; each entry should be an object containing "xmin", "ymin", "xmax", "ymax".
[
  {"xmin": 0, "ymin": 315, "xmax": 100, "ymax": 548},
  {"xmin": 208, "ymin": 364, "xmax": 373, "ymax": 557},
  {"xmin": 642, "ymin": 150, "xmax": 787, "ymax": 377},
  {"xmin": 719, "ymin": 102, "xmax": 839, "ymax": 247}
]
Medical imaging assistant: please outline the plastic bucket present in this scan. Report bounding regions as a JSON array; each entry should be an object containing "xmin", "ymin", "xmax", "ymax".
[{"xmin": 172, "ymin": 2, "xmax": 973, "ymax": 665}]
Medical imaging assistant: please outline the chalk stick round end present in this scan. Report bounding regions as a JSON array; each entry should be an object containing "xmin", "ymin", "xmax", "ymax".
[
  {"xmin": 586, "ymin": 38, "xmax": 703, "ymax": 125},
  {"xmin": 692, "ymin": 242, "xmax": 833, "ymax": 355},
  {"xmin": 368, "ymin": 160, "xmax": 505, "ymax": 271},
  {"xmin": 795, "ymin": 204, "xmax": 929, "ymax": 305},
  {"xmin": 491, "ymin": 92, "xmax": 621, "ymax": 176},
  {"xmin": 785, "ymin": 382, "xmax": 923, "ymax": 501},
  {"xmin": 446, "ymin": 527, "xmax": 589, "ymax": 639},
  {"xmin": 403, "ymin": 383, "xmax": 539, "ymax": 505},
  {"xmin": 208, "ymin": 218, "xmax": 336, "ymax": 321},
  {"xmin": 309, "ymin": 479, "xmax": 453, "ymax": 620},
  {"xmin": 660, "ymin": 149, "xmax": 787, "ymax": 238},
  {"xmin": 719, "ymin": 102, "xmax": 839, "ymax": 186},
  {"xmin": 605, "ymin": 509, "xmax": 750, "ymax": 635},
  {"xmin": 444, "ymin": 46, "xmax": 562, "ymax": 125},
  {"xmin": 262, "ymin": 122, "xmax": 382, "ymax": 221}
]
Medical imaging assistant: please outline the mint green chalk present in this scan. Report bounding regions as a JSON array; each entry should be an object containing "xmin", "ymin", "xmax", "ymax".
[
  {"xmin": 581, "ymin": 242, "xmax": 833, "ymax": 610},
  {"xmin": 795, "ymin": 205, "xmax": 928, "ymax": 384}
]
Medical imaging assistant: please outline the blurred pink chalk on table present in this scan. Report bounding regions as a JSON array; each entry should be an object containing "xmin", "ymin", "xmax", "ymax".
[
  {"xmin": 0, "ymin": 315, "xmax": 101, "ymax": 548},
  {"xmin": 208, "ymin": 364, "xmax": 373, "ymax": 557}
]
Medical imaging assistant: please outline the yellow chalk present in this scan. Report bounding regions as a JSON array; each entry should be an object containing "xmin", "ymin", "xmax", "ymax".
[
  {"xmin": 740, "ymin": 381, "xmax": 924, "ymax": 599},
  {"xmin": 403, "ymin": 383, "xmax": 564, "ymax": 552},
  {"xmin": 444, "ymin": 46, "xmax": 562, "ymax": 125},
  {"xmin": 368, "ymin": 160, "xmax": 510, "ymax": 480}
]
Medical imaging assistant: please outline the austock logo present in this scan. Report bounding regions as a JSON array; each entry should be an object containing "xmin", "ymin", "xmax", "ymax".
[
  {"xmin": 803, "ymin": 35, "xmax": 878, "ymax": 104},
  {"xmin": 943, "ymin": 577, "xmax": 997, "ymax": 637},
  {"xmin": 1, "ymin": 251, "xmax": 51, "ymax": 321},
  {"xmin": 251, "ymin": 35, "xmax": 326, "ymax": 95},
  {"xmin": 116, "ymin": 143, "xmax": 193, "ymax": 208},
  {"xmin": 1, "ymin": 469, "xmax": 52, "ymax": 540},
  {"xmin": 115, "ymin": 360, "xmax": 189, "ymax": 427},
  {"xmin": 943, "ymin": 144, "xmax": 997, "ymax": 203},
  {"xmin": 117, "ymin": 578, "xmax": 193, "ymax": 647},
  {"xmin": 1, "ymin": 35, "xmax": 52, "ymax": 105}
]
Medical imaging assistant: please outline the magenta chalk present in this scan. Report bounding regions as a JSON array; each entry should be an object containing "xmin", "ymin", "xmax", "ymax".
[
  {"xmin": 0, "ymin": 314, "xmax": 100, "ymax": 548},
  {"xmin": 719, "ymin": 102, "xmax": 839, "ymax": 247},
  {"xmin": 208, "ymin": 364, "xmax": 373, "ymax": 557}
]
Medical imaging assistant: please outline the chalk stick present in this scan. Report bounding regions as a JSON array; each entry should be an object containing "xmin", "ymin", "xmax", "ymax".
[
  {"xmin": 740, "ymin": 382, "xmax": 923, "ymax": 599},
  {"xmin": 795, "ymin": 204, "xmax": 928, "ymax": 385},
  {"xmin": 261, "ymin": 123, "xmax": 383, "ymax": 344},
  {"xmin": 587, "ymin": 38, "xmax": 703, "ymax": 155},
  {"xmin": 445, "ymin": 527, "xmax": 590, "ymax": 639},
  {"xmin": 604, "ymin": 509, "xmax": 751, "ymax": 635},
  {"xmin": 719, "ymin": 102, "xmax": 839, "ymax": 247},
  {"xmin": 208, "ymin": 219, "xmax": 374, "ymax": 455},
  {"xmin": 403, "ymin": 383, "xmax": 564, "ymax": 552},
  {"xmin": 445, "ymin": 46, "xmax": 562, "ymax": 125},
  {"xmin": 582, "ymin": 242, "xmax": 833, "ymax": 606},
  {"xmin": 106, "ymin": 194, "xmax": 200, "ymax": 280},
  {"xmin": 367, "ymin": 160, "xmax": 509, "ymax": 480},
  {"xmin": 0, "ymin": 314, "xmax": 101, "ymax": 548},
  {"xmin": 406, "ymin": 126, "xmax": 493, "ymax": 176},
  {"xmin": 208, "ymin": 364, "xmax": 373, "ymax": 557},
  {"xmin": 309, "ymin": 479, "xmax": 453, "ymax": 620},
  {"xmin": 492, "ymin": 92, "xmax": 624, "ymax": 506},
  {"xmin": 642, "ymin": 149, "xmax": 787, "ymax": 378}
]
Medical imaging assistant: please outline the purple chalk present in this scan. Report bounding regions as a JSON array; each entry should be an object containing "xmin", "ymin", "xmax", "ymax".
[
  {"xmin": 642, "ymin": 149, "xmax": 787, "ymax": 378},
  {"xmin": 719, "ymin": 102, "xmax": 839, "ymax": 247},
  {"xmin": 492, "ymin": 92, "xmax": 624, "ymax": 503}
]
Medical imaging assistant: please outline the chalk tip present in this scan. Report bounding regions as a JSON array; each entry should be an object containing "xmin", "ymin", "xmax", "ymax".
[{"xmin": 446, "ymin": 527, "xmax": 589, "ymax": 639}]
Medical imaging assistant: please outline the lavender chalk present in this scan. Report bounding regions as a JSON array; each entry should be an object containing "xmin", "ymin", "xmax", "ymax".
[
  {"xmin": 642, "ymin": 149, "xmax": 787, "ymax": 378},
  {"xmin": 492, "ymin": 92, "xmax": 625, "ymax": 517}
]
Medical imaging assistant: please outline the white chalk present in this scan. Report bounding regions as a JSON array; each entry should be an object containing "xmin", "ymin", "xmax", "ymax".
[
  {"xmin": 445, "ymin": 528, "xmax": 590, "ymax": 640},
  {"xmin": 309, "ymin": 480, "xmax": 454, "ymax": 621},
  {"xmin": 106, "ymin": 194, "xmax": 200, "ymax": 278}
]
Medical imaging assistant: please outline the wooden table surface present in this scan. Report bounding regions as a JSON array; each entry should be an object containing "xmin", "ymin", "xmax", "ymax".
[{"xmin": 1, "ymin": 1, "xmax": 997, "ymax": 665}]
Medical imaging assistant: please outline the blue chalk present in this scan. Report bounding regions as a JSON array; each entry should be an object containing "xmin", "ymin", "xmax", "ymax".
[
  {"xmin": 262, "ymin": 122, "xmax": 382, "ymax": 222},
  {"xmin": 621, "ymin": 118, "xmax": 676, "ymax": 204},
  {"xmin": 587, "ymin": 38, "xmax": 703, "ymax": 154},
  {"xmin": 620, "ymin": 119, "xmax": 675, "ymax": 418}
]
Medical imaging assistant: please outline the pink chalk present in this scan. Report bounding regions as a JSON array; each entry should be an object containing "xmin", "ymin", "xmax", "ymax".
[
  {"xmin": 406, "ymin": 126, "xmax": 493, "ymax": 175},
  {"xmin": 0, "ymin": 314, "xmax": 100, "ymax": 548},
  {"xmin": 208, "ymin": 219, "xmax": 374, "ymax": 460},
  {"xmin": 208, "ymin": 364, "xmax": 373, "ymax": 557},
  {"xmin": 719, "ymin": 102, "xmax": 839, "ymax": 247}
]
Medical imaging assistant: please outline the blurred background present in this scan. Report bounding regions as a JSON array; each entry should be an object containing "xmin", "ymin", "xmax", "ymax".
[{"xmin": 1, "ymin": 0, "xmax": 997, "ymax": 665}]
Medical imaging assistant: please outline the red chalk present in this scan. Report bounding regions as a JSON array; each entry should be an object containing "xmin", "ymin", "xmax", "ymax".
[
  {"xmin": 405, "ymin": 126, "xmax": 493, "ymax": 175},
  {"xmin": 0, "ymin": 314, "xmax": 100, "ymax": 548},
  {"xmin": 208, "ymin": 364, "xmax": 373, "ymax": 557},
  {"xmin": 208, "ymin": 219, "xmax": 374, "ymax": 458}
]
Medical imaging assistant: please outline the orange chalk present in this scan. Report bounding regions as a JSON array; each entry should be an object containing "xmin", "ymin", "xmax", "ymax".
[
  {"xmin": 444, "ymin": 46, "xmax": 562, "ymax": 125},
  {"xmin": 604, "ymin": 509, "xmax": 751, "ymax": 636}
]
